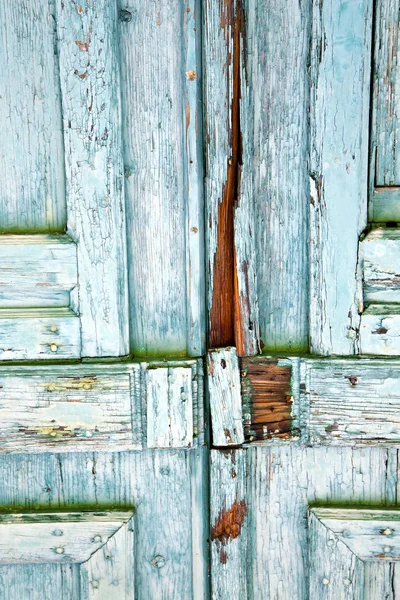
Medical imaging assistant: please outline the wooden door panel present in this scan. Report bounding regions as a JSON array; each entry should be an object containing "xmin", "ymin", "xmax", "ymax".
[
  {"xmin": 0, "ymin": 359, "xmax": 203, "ymax": 454},
  {"xmin": 0, "ymin": 235, "xmax": 80, "ymax": 359},
  {"xmin": 0, "ymin": 510, "xmax": 134, "ymax": 599},
  {"xmin": 0, "ymin": 449, "xmax": 208, "ymax": 600},
  {"xmin": 0, "ymin": 1, "xmax": 66, "ymax": 232},
  {"xmin": 118, "ymin": 0, "xmax": 205, "ymax": 357},
  {"xmin": 371, "ymin": 0, "xmax": 400, "ymax": 189},
  {"xmin": 211, "ymin": 447, "xmax": 393, "ymax": 600}
]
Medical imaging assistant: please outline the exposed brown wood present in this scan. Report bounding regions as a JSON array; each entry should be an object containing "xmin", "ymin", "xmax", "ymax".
[
  {"xmin": 241, "ymin": 358, "xmax": 293, "ymax": 441},
  {"xmin": 209, "ymin": 0, "xmax": 242, "ymax": 350}
]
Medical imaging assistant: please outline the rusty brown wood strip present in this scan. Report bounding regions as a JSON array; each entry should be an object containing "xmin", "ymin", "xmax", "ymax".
[
  {"xmin": 204, "ymin": 0, "xmax": 260, "ymax": 356},
  {"xmin": 241, "ymin": 358, "xmax": 293, "ymax": 441}
]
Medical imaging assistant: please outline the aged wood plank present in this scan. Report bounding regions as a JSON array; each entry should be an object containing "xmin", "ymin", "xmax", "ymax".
[
  {"xmin": 210, "ymin": 449, "xmax": 247, "ymax": 600},
  {"xmin": 0, "ymin": 511, "xmax": 133, "ymax": 564},
  {"xmin": 0, "ymin": 0, "xmax": 66, "ymax": 232},
  {"xmin": 244, "ymin": 0, "xmax": 310, "ymax": 352},
  {"xmin": 80, "ymin": 520, "xmax": 135, "ymax": 599},
  {"xmin": 311, "ymin": 507, "xmax": 400, "ymax": 561},
  {"xmin": 310, "ymin": 0, "xmax": 372, "ymax": 355},
  {"xmin": 241, "ymin": 357, "xmax": 293, "ymax": 442},
  {"xmin": 303, "ymin": 358, "xmax": 400, "ymax": 445},
  {"xmin": 0, "ymin": 359, "xmax": 203, "ymax": 453},
  {"xmin": 360, "ymin": 228, "xmax": 400, "ymax": 304},
  {"xmin": 0, "ymin": 235, "xmax": 77, "ymax": 309},
  {"xmin": 184, "ymin": 0, "xmax": 206, "ymax": 357},
  {"xmin": 56, "ymin": 0, "xmax": 129, "ymax": 357},
  {"xmin": 146, "ymin": 367, "xmax": 194, "ymax": 448},
  {"xmin": 119, "ymin": 0, "xmax": 202, "ymax": 357},
  {"xmin": 191, "ymin": 447, "xmax": 210, "ymax": 600},
  {"xmin": 204, "ymin": 0, "xmax": 260, "ymax": 356},
  {"xmin": 208, "ymin": 348, "xmax": 244, "ymax": 446},
  {"xmin": 372, "ymin": 0, "xmax": 400, "ymax": 187},
  {"xmin": 0, "ymin": 366, "xmax": 132, "ymax": 452},
  {"xmin": 0, "ymin": 450, "xmax": 204, "ymax": 599},
  {"xmin": 247, "ymin": 447, "xmax": 389, "ymax": 600},
  {"xmin": 308, "ymin": 510, "xmax": 364, "ymax": 600},
  {"xmin": 364, "ymin": 562, "xmax": 399, "ymax": 600},
  {"xmin": 0, "ymin": 564, "xmax": 80, "ymax": 600},
  {"xmin": 0, "ymin": 308, "xmax": 81, "ymax": 360}
]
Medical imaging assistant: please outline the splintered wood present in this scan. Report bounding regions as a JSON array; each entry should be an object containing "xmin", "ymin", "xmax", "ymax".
[{"xmin": 241, "ymin": 358, "xmax": 292, "ymax": 441}]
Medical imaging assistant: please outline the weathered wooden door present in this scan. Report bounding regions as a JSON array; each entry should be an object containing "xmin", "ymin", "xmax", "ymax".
[
  {"xmin": 205, "ymin": 0, "xmax": 400, "ymax": 598},
  {"xmin": 2, "ymin": 0, "xmax": 400, "ymax": 599},
  {"xmin": 0, "ymin": 1, "xmax": 208, "ymax": 598}
]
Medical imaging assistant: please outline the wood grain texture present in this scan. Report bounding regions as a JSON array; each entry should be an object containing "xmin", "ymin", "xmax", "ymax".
[
  {"xmin": 360, "ymin": 305, "xmax": 400, "ymax": 355},
  {"xmin": 310, "ymin": 0, "xmax": 372, "ymax": 355},
  {"xmin": 204, "ymin": 0, "xmax": 260, "ymax": 356},
  {"xmin": 119, "ymin": 0, "xmax": 205, "ymax": 358},
  {"xmin": 191, "ymin": 447, "xmax": 210, "ymax": 600},
  {"xmin": 56, "ymin": 0, "xmax": 129, "ymax": 358},
  {"xmin": 0, "ymin": 450, "xmax": 209, "ymax": 600},
  {"xmin": 244, "ymin": 0, "xmax": 310, "ymax": 352},
  {"xmin": 0, "ymin": 511, "xmax": 133, "ymax": 564},
  {"xmin": 210, "ymin": 449, "xmax": 247, "ymax": 600},
  {"xmin": 0, "ymin": 359, "xmax": 203, "ymax": 453},
  {"xmin": 302, "ymin": 358, "xmax": 400, "ymax": 445},
  {"xmin": 241, "ymin": 357, "xmax": 293, "ymax": 442},
  {"xmin": 146, "ymin": 367, "xmax": 194, "ymax": 449},
  {"xmin": 372, "ymin": 0, "xmax": 400, "ymax": 187},
  {"xmin": 308, "ymin": 509, "xmax": 364, "ymax": 600},
  {"xmin": 364, "ymin": 563, "xmax": 400, "ymax": 600},
  {"xmin": 360, "ymin": 228, "xmax": 400, "ymax": 304},
  {"xmin": 0, "ymin": 0, "xmax": 66, "ymax": 232},
  {"xmin": 208, "ymin": 348, "xmax": 244, "ymax": 447},
  {"xmin": 0, "ymin": 308, "xmax": 81, "ymax": 361},
  {"xmin": 0, "ymin": 235, "xmax": 77, "ymax": 309},
  {"xmin": 245, "ymin": 446, "xmax": 390, "ymax": 600},
  {"xmin": 80, "ymin": 519, "xmax": 135, "ymax": 599},
  {"xmin": 184, "ymin": 0, "xmax": 206, "ymax": 357},
  {"xmin": 0, "ymin": 564, "xmax": 80, "ymax": 600},
  {"xmin": 311, "ymin": 507, "xmax": 400, "ymax": 561}
]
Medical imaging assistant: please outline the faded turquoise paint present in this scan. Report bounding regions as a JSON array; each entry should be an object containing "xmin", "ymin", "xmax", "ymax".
[
  {"xmin": 118, "ymin": 0, "xmax": 205, "ymax": 358},
  {"xmin": 2, "ymin": 0, "xmax": 400, "ymax": 599},
  {"xmin": 0, "ymin": 0, "xmax": 66, "ymax": 232}
]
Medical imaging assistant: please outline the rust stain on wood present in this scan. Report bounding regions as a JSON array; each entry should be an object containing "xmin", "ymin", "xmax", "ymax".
[
  {"xmin": 241, "ymin": 358, "xmax": 293, "ymax": 441},
  {"xmin": 211, "ymin": 496, "xmax": 247, "ymax": 551},
  {"xmin": 209, "ymin": 0, "xmax": 243, "ymax": 350}
]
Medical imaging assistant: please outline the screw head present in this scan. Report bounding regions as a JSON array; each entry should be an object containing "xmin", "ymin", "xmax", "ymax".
[
  {"xmin": 92, "ymin": 535, "xmax": 102, "ymax": 543},
  {"xmin": 384, "ymin": 546, "xmax": 391, "ymax": 553},
  {"xmin": 50, "ymin": 344, "xmax": 58, "ymax": 352},
  {"xmin": 382, "ymin": 528, "xmax": 393, "ymax": 536},
  {"xmin": 322, "ymin": 578, "xmax": 330, "ymax": 585},
  {"xmin": 327, "ymin": 539, "xmax": 334, "ymax": 546},
  {"xmin": 55, "ymin": 547, "xmax": 64, "ymax": 554},
  {"xmin": 52, "ymin": 529, "xmax": 63, "ymax": 537},
  {"xmin": 343, "ymin": 578, "xmax": 352, "ymax": 586}
]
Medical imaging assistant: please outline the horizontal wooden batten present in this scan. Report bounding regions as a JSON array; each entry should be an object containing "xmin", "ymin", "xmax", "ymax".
[
  {"xmin": 302, "ymin": 358, "xmax": 400, "ymax": 446},
  {"xmin": 0, "ymin": 359, "xmax": 203, "ymax": 453},
  {"xmin": 210, "ymin": 351, "xmax": 400, "ymax": 448},
  {"xmin": 0, "ymin": 307, "xmax": 81, "ymax": 360},
  {"xmin": 0, "ymin": 510, "xmax": 134, "ymax": 564},
  {"xmin": 0, "ymin": 235, "xmax": 81, "ymax": 360}
]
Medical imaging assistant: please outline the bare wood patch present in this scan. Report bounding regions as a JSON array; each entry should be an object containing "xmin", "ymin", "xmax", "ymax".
[{"xmin": 241, "ymin": 358, "xmax": 292, "ymax": 441}]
